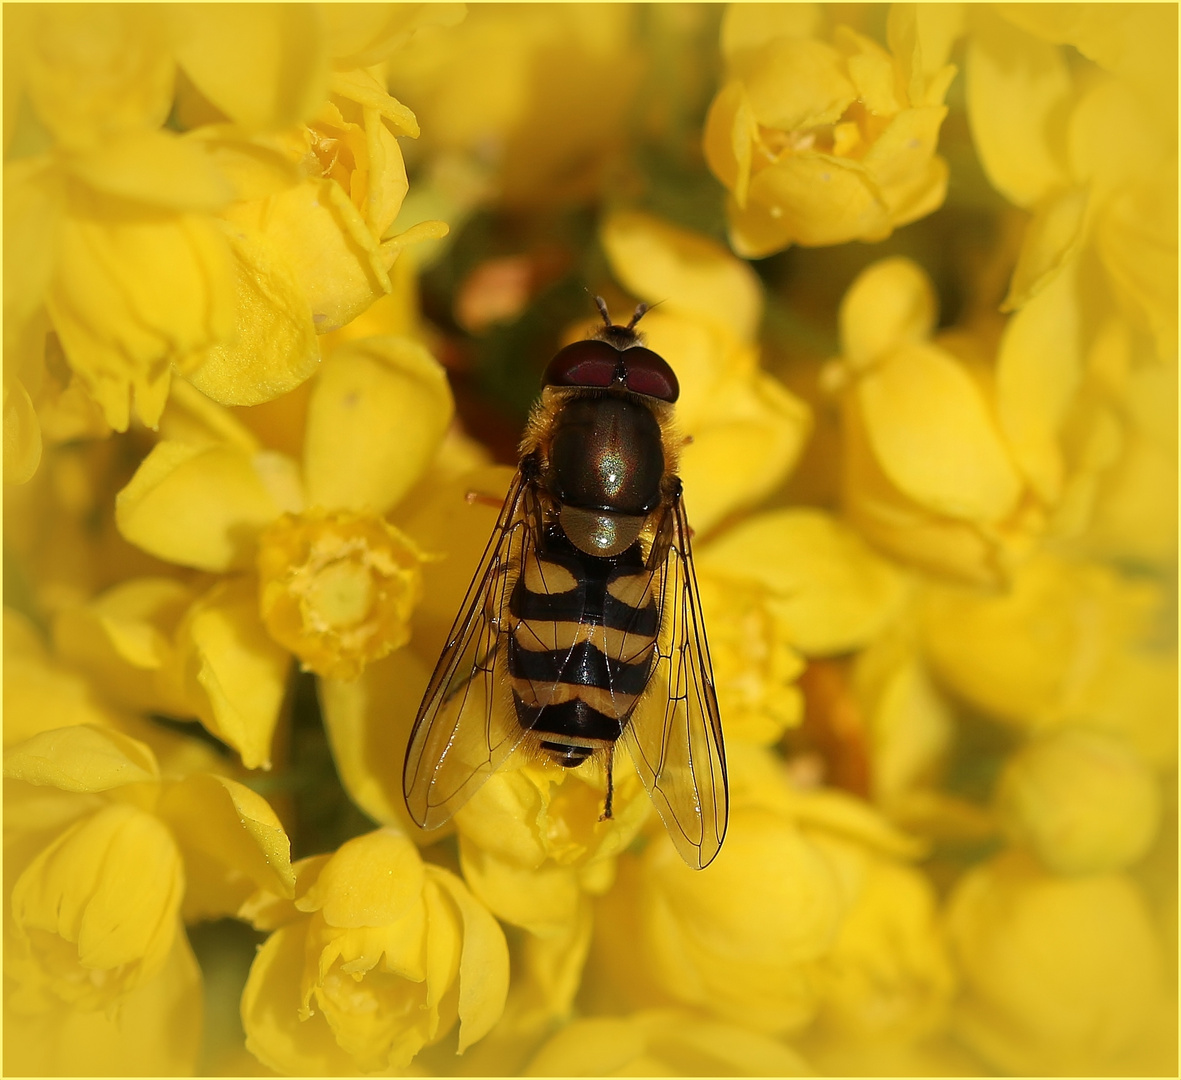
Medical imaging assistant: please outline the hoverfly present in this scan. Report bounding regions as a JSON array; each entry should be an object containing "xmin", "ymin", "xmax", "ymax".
[{"xmin": 403, "ymin": 298, "xmax": 727, "ymax": 868}]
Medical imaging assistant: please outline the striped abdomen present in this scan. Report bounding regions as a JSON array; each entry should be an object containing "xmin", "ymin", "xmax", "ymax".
[{"xmin": 507, "ymin": 541, "xmax": 658, "ymax": 766}]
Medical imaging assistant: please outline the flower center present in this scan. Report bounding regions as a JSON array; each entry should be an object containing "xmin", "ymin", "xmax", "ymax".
[{"xmin": 257, "ymin": 509, "xmax": 427, "ymax": 680}]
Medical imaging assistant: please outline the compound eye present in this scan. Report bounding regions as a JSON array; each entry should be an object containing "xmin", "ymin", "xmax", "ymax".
[
  {"xmin": 543, "ymin": 340, "xmax": 619, "ymax": 389},
  {"xmin": 622, "ymin": 347, "xmax": 679, "ymax": 402}
]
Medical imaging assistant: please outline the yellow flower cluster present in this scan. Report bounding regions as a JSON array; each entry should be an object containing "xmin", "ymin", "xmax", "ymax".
[{"xmin": 4, "ymin": 4, "xmax": 1175, "ymax": 1079}]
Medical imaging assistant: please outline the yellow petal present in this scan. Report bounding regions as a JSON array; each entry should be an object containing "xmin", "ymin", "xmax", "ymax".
[
  {"xmin": 427, "ymin": 865, "xmax": 511, "ymax": 1053},
  {"xmin": 175, "ymin": 578, "xmax": 291, "ymax": 770},
  {"xmin": 46, "ymin": 194, "xmax": 236, "ymax": 431},
  {"xmin": 53, "ymin": 577, "xmax": 195, "ymax": 714},
  {"xmin": 66, "ymin": 129, "xmax": 234, "ymax": 212},
  {"xmin": 242, "ymin": 922, "xmax": 354, "ymax": 1075},
  {"xmin": 18, "ymin": 5, "xmax": 174, "ymax": 148},
  {"xmin": 184, "ymin": 126, "xmax": 303, "ymax": 204},
  {"xmin": 318, "ymin": 648, "xmax": 435, "ymax": 833},
  {"xmin": 702, "ymin": 79, "xmax": 757, "ymax": 208},
  {"xmin": 321, "ymin": 3, "xmax": 466, "ymax": 69},
  {"xmin": 115, "ymin": 440, "xmax": 286, "ymax": 572},
  {"xmin": 183, "ymin": 223, "xmax": 320, "ymax": 408},
  {"xmin": 720, "ymin": 3, "xmax": 821, "ymax": 67},
  {"xmin": 329, "ymin": 69, "xmax": 419, "ymax": 138},
  {"xmin": 887, "ymin": 3, "xmax": 966, "ymax": 105},
  {"xmin": 226, "ymin": 177, "xmax": 390, "ymax": 335},
  {"xmin": 742, "ymin": 37, "xmax": 855, "ymax": 130},
  {"xmin": 995, "ymin": 264, "xmax": 1081, "ymax": 503},
  {"xmin": 1002, "ymin": 185, "xmax": 1089, "ymax": 311},
  {"xmin": 11, "ymin": 802, "xmax": 183, "ymax": 992},
  {"xmin": 600, "ymin": 210, "xmax": 763, "ymax": 344},
  {"xmin": 677, "ymin": 371, "xmax": 812, "ymax": 535},
  {"xmin": 858, "ymin": 343, "xmax": 1022, "ymax": 522},
  {"xmin": 862, "ymin": 105, "xmax": 950, "ymax": 223},
  {"xmin": 997, "ymin": 2, "xmax": 1178, "ymax": 135},
  {"xmin": 640, "ymin": 803, "xmax": 844, "ymax": 1034},
  {"xmin": 835, "ymin": 27, "xmax": 901, "ymax": 116},
  {"xmin": 733, "ymin": 155, "xmax": 887, "ymax": 255},
  {"xmin": 458, "ymin": 842, "xmax": 584, "ymax": 936},
  {"xmin": 964, "ymin": 7, "xmax": 1071, "ymax": 208},
  {"xmin": 854, "ymin": 641, "xmax": 954, "ymax": 807},
  {"xmin": 696, "ymin": 509, "xmax": 907, "ymax": 656},
  {"xmin": 169, "ymin": 4, "xmax": 329, "ymax": 132},
  {"xmin": 299, "ymin": 829, "xmax": 424, "ymax": 928},
  {"xmin": 815, "ymin": 853, "xmax": 955, "ymax": 1042},
  {"xmin": 3, "ymin": 157, "xmax": 62, "ymax": 328},
  {"xmin": 158, "ymin": 773, "xmax": 295, "ymax": 920},
  {"xmin": 303, "ymin": 337, "xmax": 453, "ymax": 513},
  {"xmin": 3, "ymin": 724, "xmax": 159, "ymax": 793},
  {"xmin": 4, "ymin": 375, "xmax": 42, "ymax": 485},
  {"xmin": 839, "ymin": 256, "xmax": 938, "ymax": 370},
  {"xmin": 1067, "ymin": 74, "xmax": 1163, "ymax": 200},
  {"xmin": 3, "ymin": 614, "xmax": 125, "ymax": 747},
  {"xmin": 1094, "ymin": 164, "xmax": 1179, "ymax": 361}
]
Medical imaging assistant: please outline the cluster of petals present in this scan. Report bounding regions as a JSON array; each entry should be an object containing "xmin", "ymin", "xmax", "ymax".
[
  {"xmin": 4, "ymin": 3, "xmax": 449, "ymax": 483},
  {"xmin": 704, "ymin": 4, "xmax": 958, "ymax": 256}
]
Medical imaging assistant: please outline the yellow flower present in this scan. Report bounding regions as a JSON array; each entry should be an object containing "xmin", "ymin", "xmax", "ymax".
[
  {"xmin": 828, "ymin": 256, "xmax": 1042, "ymax": 585},
  {"xmin": 109, "ymin": 335, "xmax": 452, "ymax": 766},
  {"xmin": 806, "ymin": 835, "xmax": 956, "ymax": 1048},
  {"xmin": 240, "ymin": 828, "xmax": 509, "ymax": 1074},
  {"xmin": 590, "ymin": 744, "xmax": 927, "ymax": 1037},
  {"xmin": 4, "ymin": 723, "xmax": 294, "ymax": 1071},
  {"xmin": 703, "ymin": 4, "xmax": 959, "ymax": 256},
  {"xmin": 965, "ymin": 8, "xmax": 1177, "ymax": 568},
  {"xmin": 455, "ymin": 756, "xmax": 651, "ymax": 936},
  {"xmin": 921, "ymin": 551, "xmax": 1178, "ymax": 768},
  {"xmin": 945, "ymin": 850, "xmax": 1175, "ymax": 1075},
  {"xmin": 3, "ymin": 4, "xmax": 447, "ymax": 457},
  {"xmin": 523, "ymin": 1008, "xmax": 813, "ymax": 1077},
  {"xmin": 996, "ymin": 726, "xmax": 1162, "ymax": 876}
]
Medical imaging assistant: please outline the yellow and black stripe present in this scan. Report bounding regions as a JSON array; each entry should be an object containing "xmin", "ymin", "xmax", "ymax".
[{"xmin": 507, "ymin": 532, "xmax": 657, "ymax": 765}]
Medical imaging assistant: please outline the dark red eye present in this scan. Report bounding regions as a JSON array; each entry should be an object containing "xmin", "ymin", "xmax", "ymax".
[
  {"xmin": 543, "ymin": 340, "xmax": 619, "ymax": 389},
  {"xmin": 622, "ymin": 347, "xmax": 679, "ymax": 402}
]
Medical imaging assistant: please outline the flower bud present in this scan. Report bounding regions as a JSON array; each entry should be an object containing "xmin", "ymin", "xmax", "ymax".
[
  {"xmin": 997, "ymin": 727, "xmax": 1161, "ymax": 874},
  {"xmin": 9, "ymin": 803, "xmax": 184, "ymax": 1010}
]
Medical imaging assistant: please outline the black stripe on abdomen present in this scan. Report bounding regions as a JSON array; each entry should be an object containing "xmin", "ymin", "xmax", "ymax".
[
  {"xmin": 514, "ymin": 694, "xmax": 623, "ymax": 742},
  {"xmin": 508, "ymin": 637, "xmax": 652, "ymax": 695}
]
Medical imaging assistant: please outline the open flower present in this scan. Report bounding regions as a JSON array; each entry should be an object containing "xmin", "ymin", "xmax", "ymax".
[
  {"xmin": 102, "ymin": 334, "xmax": 452, "ymax": 767},
  {"xmin": 4, "ymin": 723, "xmax": 294, "ymax": 1073},
  {"xmin": 240, "ymin": 827, "xmax": 509, "ymax": 1074},
  {"xmin": 703, "ymin": 4, "xmax": 959, "ymax": 256}
]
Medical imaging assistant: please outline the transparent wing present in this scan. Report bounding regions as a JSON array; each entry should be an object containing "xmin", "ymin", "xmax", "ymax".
[
  {"xmin": 403, "ymin": 470, "xmax": 536, "ymax": 828},
  {"xmin": 621, "ymin": 490, "xmax": 728, "ymax": 869}
]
